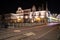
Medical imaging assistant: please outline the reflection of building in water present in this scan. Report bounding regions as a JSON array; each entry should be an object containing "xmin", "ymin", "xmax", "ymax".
[{"xmin": 4, "ymin": 3, "xmax": 51, "ymax": 23}]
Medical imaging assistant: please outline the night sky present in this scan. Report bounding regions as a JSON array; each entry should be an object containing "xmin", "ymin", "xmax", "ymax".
[{"xmin": 0, "ymin": 0, "xmax": 60, "ymax": 14}]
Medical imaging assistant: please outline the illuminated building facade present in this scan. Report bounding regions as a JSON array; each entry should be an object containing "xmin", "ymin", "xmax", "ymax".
[{"xmin": 4, "ymin": 3, "xmax": 51, "ymax": 23}]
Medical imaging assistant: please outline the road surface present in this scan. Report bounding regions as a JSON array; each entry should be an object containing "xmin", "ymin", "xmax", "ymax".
[{"xmin": 0, "ymin": 23, "xmax": 59, "ymax": 40}]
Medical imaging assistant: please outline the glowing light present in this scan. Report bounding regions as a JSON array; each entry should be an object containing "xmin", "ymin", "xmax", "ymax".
[
  {"xmin": 25, "ymin": 16, "xmax": 28, "ymax": 19},
  {"xmin": 40, "ymin": 16, "xmax": 45, "ymax": 18},
  {"xmin": 31, "ymin": 20, "xmax": 34, "ymax": 23},
  {"xmin": 48, "ymin": 17, "xmax": 58, "ymax": 20},
  {"xmin": 35, "ymin": 16, "xmax": 38, "ymax": 18},
  {"xmin": 20, "ymin": 16, "xmax": 23, "ymax": 18},
  {"xmin": 35, "ymin": 17, "xmax": 41, "ymax": 22},
  {"xmin": 17, "ymin": 18, "xmax": 22, "ymax": 22}
]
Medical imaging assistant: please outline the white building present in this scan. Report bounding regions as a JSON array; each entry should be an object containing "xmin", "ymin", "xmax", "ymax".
[{"xmin": 4, "ymin": 3, "xmax": 51, "ymax": 23}]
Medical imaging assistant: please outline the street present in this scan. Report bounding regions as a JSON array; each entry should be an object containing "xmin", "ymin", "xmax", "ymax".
[
  {"xmin": 0, "ymin": 0, "xmax": 60, "ymax": 40},
  {"xmin": 0, "ymin": 23, "xmax": 60, "ymax": 40}
]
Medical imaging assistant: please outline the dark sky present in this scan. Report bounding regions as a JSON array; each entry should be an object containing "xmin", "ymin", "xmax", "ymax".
[{"xmin": 0, "ymin": 0, "xmax": 60, "ymax": 14}]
